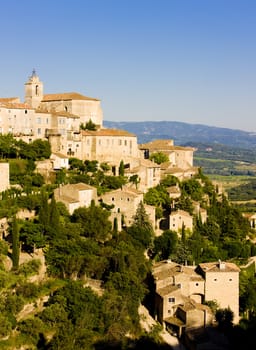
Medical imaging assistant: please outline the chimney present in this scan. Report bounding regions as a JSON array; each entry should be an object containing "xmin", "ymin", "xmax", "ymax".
[{"xmin": 218, "ymin": 259, "xmax": 225, "ymax": 270}]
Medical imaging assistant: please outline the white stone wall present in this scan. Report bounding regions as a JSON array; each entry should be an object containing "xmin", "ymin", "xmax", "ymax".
[{"xmin": 0, "ymin": 163, "xmax": 10, "ymax": 192}]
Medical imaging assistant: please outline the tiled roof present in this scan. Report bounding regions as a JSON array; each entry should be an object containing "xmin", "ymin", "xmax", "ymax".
[
  {"xmin": 65, "ymin": 183, "xmax": 95, "ymax": 191},
  {"xmin": 170, "ymin": 209, "xmax": 192, "ymax": 218},
  {"xmin": 157, "ymin": 284, "xmax": 180, "ymax": 297},
  {"xmin": 0, "ymin": 102, "xmax": 32, "ymax": 109},
  {"xmin": 0, "ymin": 97, "xmax": 19, "ymax": 103},
  {"xmin": 167, "ymin": 186, "xmax": 181, "ymax": 194},
  {"xmin": 81, "ymin": 128, "xmax": 136, "ymax": 137},
  {"xmin": 51, "ymin": 152, "xmax": 69, "ymax": 159},
  {"xmin": 198, "ymin": 261, "xmax": 240, "ymax": 273},
  {"xmin": 55, "ymin": 194, "xmax": 78, "ymax": 204},
  {"xmin": 42, "ymin": 92, "xmax": 100, "ymax": 102},
  {"xmin": 101, "ymin": 187, "xmax": 143, "ymax": 198},
  {"xmin": 139, "ymin": 139, "xmax": 194, "ymax": 151}
]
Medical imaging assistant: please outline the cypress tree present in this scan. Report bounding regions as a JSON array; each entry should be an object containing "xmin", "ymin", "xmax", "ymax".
[{"xmin": 11, "ymin": 216, "xmax": 20, "ymax": 271}]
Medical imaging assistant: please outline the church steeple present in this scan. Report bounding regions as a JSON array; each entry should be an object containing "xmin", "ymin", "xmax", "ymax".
[{"xmin": 24, "ymin": 70, "xmax": 43, "ymax": 108}]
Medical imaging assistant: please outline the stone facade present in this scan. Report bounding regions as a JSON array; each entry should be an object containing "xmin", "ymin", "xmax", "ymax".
[
  {"xmin": 197, "ymin": 261, "xmax": 240, "ymax": 324},
  {"xmin": 139, "ymin": 139, "xmax": 194, "ymax": 169},
  {"xmin": 54, "ymin": 183, "xmax": 97, "ymax": 214},
  {"xmin": 125, "ymin": 158, "xmax": 161, "ymax": 193},
  {"xmin": 100, "ymin": 187, "xmax": 155, "ymax": 229},
  {"xmin": 169, "ymin": 209, "xmax": 193, "ymax": 233},
  {"xmin": 153, "ymin": 260, "xmax": 240, "ymax": 335},
  {"xmin": 0, "ymin": 163, "xmax": 10, "ymax": 193}
]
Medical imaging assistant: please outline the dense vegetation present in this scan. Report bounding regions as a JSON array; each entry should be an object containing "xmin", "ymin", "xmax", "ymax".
[{"xmin": 1, "ymin": 135, "xmax": 256, "ymax": 348}]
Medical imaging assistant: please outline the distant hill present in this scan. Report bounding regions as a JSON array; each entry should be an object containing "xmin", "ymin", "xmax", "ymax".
[{"xmin": 103, "ymin": 120, "xmax": 256, "ymax": 149}]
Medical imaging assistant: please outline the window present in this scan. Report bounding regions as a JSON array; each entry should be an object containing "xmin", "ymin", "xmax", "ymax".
[
  {"xmin": 195, "ymin": 283, "xmax": 199, "ymax": 286},
  {"xmin": 25, "ymin": 110, "xmax": 28, "ymax": 114},
  {"xmin": 37, "ymin": 117, "xmax": 41, "ymax": 124},
  {"xmin": 168, "ymin": 297, "xmax": 175, "ymax": 303},
  {"xmin": 37, "ymin": 128, "xmax": 41, "ymax": 135},
  {"xmin": 119, "ymin": 139, "xmax": 122, "ymax": 145},
  {"xmin": 214, "ymin": 278, "xmax": 217, "ymax": 281},
  {"xmin": 177, "ymin": 284, "xmax": 181, "ymax": 288},
  {"xmin": 229, "ymin": 278, "xmax": 233, "ymax": 281}
]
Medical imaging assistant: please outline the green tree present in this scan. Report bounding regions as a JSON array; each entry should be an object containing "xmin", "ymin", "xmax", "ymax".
[
  {"xmin": 149, "ymin": 152, "xmax": 169, "ymax": 164},
  {"xmin": 10, "ymin": 216, "xmax": 20, "ymax": 270},
  {"xmin": 19, "ymin": 220, "xmax": 45, "ymax": 253},
  {"xmin": 71, "ymin": 202, "xmax": 112, "ymax": 241},
  {"xmin": 153, "ymin": 230, "xmax": 178, "ymax": 260},
  {"xmin": 118, "ymin": 160, "xmax": 125, "ymax": 176}
]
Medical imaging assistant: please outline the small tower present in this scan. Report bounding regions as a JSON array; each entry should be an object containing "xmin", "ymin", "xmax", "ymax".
[{"xmin": 24, "ymin": 69, "xmax": 43, "ymax": 108}]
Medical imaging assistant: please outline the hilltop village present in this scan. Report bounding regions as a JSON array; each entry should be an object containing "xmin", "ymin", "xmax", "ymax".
[{"xmin": 0, "ymin": 72, "xmax": 255, "ymax": 349}]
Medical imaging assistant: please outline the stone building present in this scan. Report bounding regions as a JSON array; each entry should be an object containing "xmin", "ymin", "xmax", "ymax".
[
  {"xmin": 169, "ymin": 209, "xmax": 193, "ymax": 233},
  {"xmin": 54, "ymin": 182, "xmax": 97, "ymax": 214},
  {"xmin": 153, "ymin": 259, "xmax": 240, "ymax": 336},
  {"xmin": 125, "ymin": 158, "xmax": 161, "ymax": 193},
  {"xmin": 100, "ymin": 187, "xmax": 155, "ymax": 230},
  {"xmin": 196, "ymin": 261, "xmax": 240, "ymax": 324},
  {"xmin": 139, "ymin": 139, "xmax": 195, "ymax": 169}
]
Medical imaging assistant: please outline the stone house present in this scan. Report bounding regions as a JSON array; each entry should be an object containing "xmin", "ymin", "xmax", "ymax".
[
  {"xmin": 54, "ymin": 182, "xmax": 97, "ymax": 214},
  {"xmin": 169, "ymin": 209, "xmax": 193, "ymax": 233},
  {"xmin": 139, "ymin": 139, "xmax": 195, "ymax": 169},
  {"xmin": 125, "ymin": 158, "xmax": 161, "ymax": 193},
  {"xmin": 153, "ymin": 260, "xmax": 240, "ymax": 336},
  {"xmin": 196, "ymin": 261, "xmax": 240, "ymax": 324},
  {"xmin": 50, "ymin": 152, "xmax": 69, "ymax": 170},
  {"xmin": 100, "ymin": 187, "xmax": 155, "ymax": 230}
]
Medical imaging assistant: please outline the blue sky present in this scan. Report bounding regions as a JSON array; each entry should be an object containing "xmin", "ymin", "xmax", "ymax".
[{"xmin": 1, "ymin": 0, "xmax": 256, "ymax": 131}]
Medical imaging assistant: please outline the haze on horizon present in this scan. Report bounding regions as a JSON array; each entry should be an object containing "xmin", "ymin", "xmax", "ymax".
[{"xmin": 1, "ymin": 0, "xmax": 255, "ymax": 133}]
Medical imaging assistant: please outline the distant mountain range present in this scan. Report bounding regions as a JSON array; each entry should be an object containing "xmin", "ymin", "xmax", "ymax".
[{"xmin": 104, "ymin": 120, "xmax": 256, "ymax": 150}]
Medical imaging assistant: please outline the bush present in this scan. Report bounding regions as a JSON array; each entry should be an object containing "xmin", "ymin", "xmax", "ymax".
[{"xmin": 18, "ymin": 259, "xmax": 41, "ymax": 277}]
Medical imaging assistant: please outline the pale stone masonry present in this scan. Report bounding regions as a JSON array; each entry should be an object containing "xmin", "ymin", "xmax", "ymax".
[
  {"xmin": 196, "ymin": 261, "xmax": 240, "ymax": 324},
  {"xmin": 0, "ymin": 71, "xmax": 196, "ymax": 193},
  {"xmin": 0, "ymin": 163, "xmax": 10, "ymax": 192},
  {"xmin": 54, "ymin": 183, "xmax": 97, "ymax": 214},
  {"xmin": 153, "ymin": 260, "xmax": 240, "ymax": 335}
]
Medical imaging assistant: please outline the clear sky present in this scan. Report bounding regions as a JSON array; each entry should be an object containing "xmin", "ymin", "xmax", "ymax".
[{"xmin": 1, "ymin": 0, "xmax": 256, "ymax": 132}]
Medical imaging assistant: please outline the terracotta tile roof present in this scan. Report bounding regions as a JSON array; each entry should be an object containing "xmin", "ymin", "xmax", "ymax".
[
  {"xmin": 170, "ymin": 209, "xmax": 193, "ymax": 218},
  {"xmin": 167, "ymin": 186, "xmax": 181, "ymax": 194},
  {"xmin": 0, "ymin": 97, "xmax": 19, "ymax": 103},
  {"xmin": 164, "ymin": 316, "xmax": 185, "ymax": 327},
  {"xmin": 64, "ymin": 183, "xmax": 95, "ymax": 191},
  {"xmin": 139, "ymin": 159, "xmax": 161, "ymax": 168},
  {"xmin": 55, "ymin": 194, "xmax": 78, "ymax": 204},
  {"xmin": 178, "ymin": 299, "xmax": 210, "ymax": 312},
  {"xmin": 81, "ymin": 128, "xmax": 136, "ymax": 137},
  {"xmin": 139, "ymin": 139, "xmax": 194, "ymax": 151},
  {"xmin": 153, "ymin": 261, "xmax": 199, "ymax": 281},
  {"xmin": 157, "ymin": 284, "xmax": 180, "ymax": 297},
  {"xmin": 42, "ymin": 92, "xmax": 100, "ymax": 102},
  {"xmin": 51, "ymin": 152, "xmax": 69, "ymax": 159},
  {"xmin": 0, "ymin": 102, "xmax": 32, "ymax": 109},
  {"xmin": 101, "ymin": 187, "xmax": 143, "ymax": 198},
  {"xmin": 198, "ymin": 261, "xmax": 240, "ymax": 273}
]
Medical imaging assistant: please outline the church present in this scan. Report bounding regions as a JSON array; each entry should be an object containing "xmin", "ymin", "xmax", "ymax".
[
  {"xmin": 0, "ymin": 70, "xmax": 139, "ymax": 167},
  {"xmin": 0, "ymin": 71, "xmax": 195, "ymax": 185}
]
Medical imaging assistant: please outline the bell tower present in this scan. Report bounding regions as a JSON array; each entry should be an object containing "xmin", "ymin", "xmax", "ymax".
[{"xmin": 24, "ymin": 69, "xmax": 43, "ymax": 108}]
